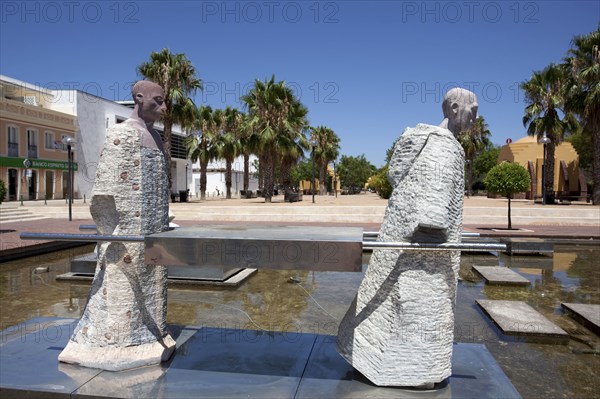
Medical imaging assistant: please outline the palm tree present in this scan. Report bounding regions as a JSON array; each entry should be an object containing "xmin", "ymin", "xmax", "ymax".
[
  {"xmin": 564, "ymin": 27, "xmax": 600, "ymax": 204},
  {"xmin": 184, "ymin": 106, "xmax": 222, "ymax": 200},
  {"xmin": 521, "ymin": 64, "xmax": 576, "ymax": 203},
  {"xmin": 137, "ymin": 48, "xmax": 202, "ymax": 188},
  {"xmin": 242, "ymin": 76, "xmax": 308, "ymax": 203},
  {"xmin": 458, "ymin": 116, "xmax": 491, "ymax": 196},
  {"xmin": 218, "ymin": 107, "xmax": 243, "ymax": 199},
  {"xmin": 239, "ymin": 113, "xmax": 259, "ymax": 192},
  {"xmin": 310, "ymin": 126, "xmax": 341, "ymax": 195}
]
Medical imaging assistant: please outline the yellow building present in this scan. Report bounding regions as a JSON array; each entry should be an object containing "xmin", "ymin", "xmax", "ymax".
[
  {"xmin": 299, "ymin": 163, "xmax": 340, "ymax": 194},
  {"xmin": 498, "ymin": 136, "xmax": 583, "ymax": 200},
  {"xmin": 0, "ymin": 77, "xmax": 78, "ymax": 201}
]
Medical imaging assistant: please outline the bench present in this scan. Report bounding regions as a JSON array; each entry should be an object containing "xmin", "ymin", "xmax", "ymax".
[{"xmin": 284, "ymin": 191, "xmax": 303, "ymax": 202}]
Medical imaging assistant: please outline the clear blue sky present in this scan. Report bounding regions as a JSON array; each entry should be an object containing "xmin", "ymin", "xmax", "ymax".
[{"xmin": 1, "ymin": 1, "xmax": 598, "ymax": 166}]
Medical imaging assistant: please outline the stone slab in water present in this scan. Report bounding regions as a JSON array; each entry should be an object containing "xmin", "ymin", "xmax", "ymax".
[
  {"xmin": 561, "ymin": 303, "xmax": 600, "ymax": 335},
  {"xmin": 296, "ymin": 335, "xmax": 521, "ymax": 399},
  {"xmin": 472, "ymin": 266, "xmax": 530, "ymax": 286},
  {"xmin": 477, "ymin": 300, "xmax": 569, "ymax": 344},
  {"xmin": 1, "ymin": 317, "xmax": 521, "ymax": 399}
]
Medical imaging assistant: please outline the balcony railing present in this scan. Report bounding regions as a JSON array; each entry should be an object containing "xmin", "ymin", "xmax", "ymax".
[
  {"xmin": 8, "ymin": 142, "xmax": 18, "ymax": 157},
  {"xmin": 28, "ymin": 145, "xmax": 38, "ymax": 159}
]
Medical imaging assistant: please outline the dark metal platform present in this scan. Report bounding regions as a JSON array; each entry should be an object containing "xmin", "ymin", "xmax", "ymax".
[
  {"xmin": 1, "ymin": 318, "xmax": 521, "ymax": 398},
  {"xmin": 145, "ymin": 225, "xmax": 364, "ymax": 272}
]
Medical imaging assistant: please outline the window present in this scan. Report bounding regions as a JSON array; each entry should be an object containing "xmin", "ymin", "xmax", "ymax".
[
  {"xmin": 27, "ymin": 129, "xmax": 38, "ymax": 158},
  {"xmin": 45, "ymin": 131, "xmax": 54, "ymax": 149},
  {"xmin": 7, "ymin": 125, "xmax": 18, "ymax": 157},
  {"xmin": 61, "ymin": 134, "xmax": 70, "ymax": 151}
]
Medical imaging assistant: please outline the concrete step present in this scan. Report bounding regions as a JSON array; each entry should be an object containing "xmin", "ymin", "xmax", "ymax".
[
  {"xmin": 0, "ymin": 206, "xmax": 49, "ymax": 223},
  {"xmin": 463, "ymin": 214, "xmax": 600, "ymax": 226},
  {"xmin": 0, "ymin": 214, "xmax": 49, "ymax": 223}
]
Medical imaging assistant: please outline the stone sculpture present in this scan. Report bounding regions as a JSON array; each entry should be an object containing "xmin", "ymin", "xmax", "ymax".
[
  {"xmin": 59, "ymin": 81, "xmax": 176, "ymax": 371},
  {"xmin": 337, "ymin": 88, "xmax": 478, "ymax": 387}
]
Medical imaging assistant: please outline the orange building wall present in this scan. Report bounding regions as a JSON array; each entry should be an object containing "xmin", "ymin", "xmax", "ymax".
[{"xmin": 498, "ymin": 136, "xmax": 580, "ymax": 197}]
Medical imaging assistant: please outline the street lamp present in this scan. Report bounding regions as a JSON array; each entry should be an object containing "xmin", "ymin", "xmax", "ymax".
[
  {"xmin": 332, "ymin": 160, "xmax": 337, "ymax": 198},
  {"xmin": 62, "ymin": 136, "xmax": 76, "ymax": 221},
  {"xmin": 538, "ymin": 133, "xmax": 551, "ymax": 205},
  {"xmin": 310, "ymin": 140, "xmax": 317, "ymax": 204},
  {"xmin": 185, "ymin": 163, "xmax": 189, "ymax": 192}
]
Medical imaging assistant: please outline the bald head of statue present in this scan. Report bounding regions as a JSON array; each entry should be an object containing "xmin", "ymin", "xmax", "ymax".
[
  {"xmin": 440, "ymin": 88, "xmax": 478, "ymax": 136},
  {"xmin": 130, "ymin": 80, "xmax": 166, "ymax": 126}
]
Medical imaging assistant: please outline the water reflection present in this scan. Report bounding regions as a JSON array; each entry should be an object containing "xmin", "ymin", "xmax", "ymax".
[{"xmin": 0, "ymin": 244, "xmax": 599, "ymax": 398}]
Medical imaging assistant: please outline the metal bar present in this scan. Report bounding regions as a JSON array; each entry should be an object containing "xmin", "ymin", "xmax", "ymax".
[
  {"xmin": 362, "ymin": 241, "xmax": 506, "ymax": 252},
  {"xmin": 363, "ymin": 231, "xmax": 481, "ymax": 238},
  {"xmin": 79, "ymin": 225, "xmax": 98, "ymax": 231},
  {"xmin": 20, "ymin": 233, "xmax": 503, "ymax": 251},
  {"xmin": 20, "ymin": 232, "xmax": 144, "ymax": 243}
]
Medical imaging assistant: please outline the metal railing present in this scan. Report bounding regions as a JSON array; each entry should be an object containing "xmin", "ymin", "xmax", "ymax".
[
  {"xmin": 8, "ymin": 143, "xmax": 18, "ymax": 157},
  {"xmin": 20, "ymin": 231, "xmax": 502, "ymax": 252}
]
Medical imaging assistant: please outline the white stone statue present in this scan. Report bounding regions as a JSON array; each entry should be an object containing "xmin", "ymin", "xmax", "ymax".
[
  {"xmin": 337, "ymin": 88, "xmax": 478, "ymax": 387},
  {"xmin": 59, "ymin": 81, "xmax": 176, "ymax": 371}
]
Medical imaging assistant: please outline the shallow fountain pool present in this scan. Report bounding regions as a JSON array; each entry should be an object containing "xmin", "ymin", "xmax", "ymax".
[{"xmin": 1, "ymin": 244, "xmax": 598, "ymax": 398}]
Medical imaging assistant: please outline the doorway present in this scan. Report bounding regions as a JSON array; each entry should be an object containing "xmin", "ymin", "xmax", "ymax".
[
  {"xmin": 62, "ymin": 171, "xmax": 68, "ymax": 199},
  {"xmin": 45, "ymin": 171, "xmax": 54, "ymax": 200},
  {"xmin": 8, "ymin": 169, "xmax": 17, "ymax": 201},
  {"xmin": 28, "ymin": 170, "xmax": 37, "ymax": 200}
]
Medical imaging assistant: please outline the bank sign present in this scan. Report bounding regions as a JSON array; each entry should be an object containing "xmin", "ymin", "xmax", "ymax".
[{"xmin": 0, "ymin": 157, "xmax": 78, "ymax": 171}]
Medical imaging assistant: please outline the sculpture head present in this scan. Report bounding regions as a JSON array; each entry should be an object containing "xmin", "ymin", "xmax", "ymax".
[
  {"xmin": 441, "ymin": 88, "xmax": 478, "ymax": 135},
  {"xmin": 131, "ymin": 80, "xmax": 166, "ymax": 125}
]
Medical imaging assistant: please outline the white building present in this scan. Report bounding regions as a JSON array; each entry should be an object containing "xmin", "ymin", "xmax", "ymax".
[
  {"xmin": 2, "ymin": 75, "xmax": 258, "ymax": 201},
  {"xmin": 189, "ymin": 155, "xmax": 259, "ymax": 198},
  {"xmin": 49, "ymin": 89, "xmax": 188, "ymax": 199}
]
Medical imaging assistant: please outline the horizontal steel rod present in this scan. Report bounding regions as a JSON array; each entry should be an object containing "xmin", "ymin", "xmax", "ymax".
[
  {"xmin": 77, "ymin": 226, "xmax": 482, "ymax": 239},
  {"xmin": 20, "ymin": 232, "xmax": 144, "ymax": 242},
  {"xmin": 363, "ymin": 231, "xmax": 480, "ymax": 238},
  {"xmin": 363, "ymin": 241, "xmax": 506, "ymax": 252},
  {"xmin": 22, "ymin": 232, "xmax": 504, "ymax": 252}
]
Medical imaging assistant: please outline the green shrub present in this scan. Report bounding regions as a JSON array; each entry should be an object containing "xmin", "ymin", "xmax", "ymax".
[
  {"xmin": 484, "ymin": 162, "xmax": 531, "ymax": 229},
  {"xmin": 369, "ymin": 165, "xmax": 393, "ymax": 199},
  {"xmin": 0, "ymin": 179, "xmax": 6, "ymax": 204}
]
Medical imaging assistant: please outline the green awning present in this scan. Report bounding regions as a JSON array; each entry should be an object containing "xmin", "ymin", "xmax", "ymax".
[{"xmin": 0, "ymin": 156, "xmax": 78, "ymax": 171}]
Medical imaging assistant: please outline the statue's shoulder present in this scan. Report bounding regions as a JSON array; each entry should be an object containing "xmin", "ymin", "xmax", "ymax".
[
  {"xmin": 400, "ymin": 123, "xmax": 455, "ymax": 144},
  {"xmin": 105, "ymin": 120, "xmax": 143, "ymax": 145}
]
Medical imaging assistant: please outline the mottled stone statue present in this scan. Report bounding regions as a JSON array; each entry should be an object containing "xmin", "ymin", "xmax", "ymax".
[
  {"xmin": 337, "ymin": 88, "xmax": 478, "ymax": 387},
  {"xmin": 59, "ymin": 81, "xmax": 175, "ymax": 370}
]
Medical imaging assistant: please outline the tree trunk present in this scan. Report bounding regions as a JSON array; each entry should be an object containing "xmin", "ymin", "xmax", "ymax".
[
  {"xmin": 545, "ymin": 143, "xmax": 556, "ymax": 203},
  {"xmin": 319, "ymin": 162, "xmax": 327, "ymax": 195},
  {"xmin": 243, "ymin": 153, "xmax": 250, "ymax": 191},
  {"xmin": 263, "ymin": 152, "xmax": 274, "ymax": 203},
  {"xmin": 200, "ymin": 159, "xmax": 208, "ymax": 200},
  {"xmin": 507, "ymin": 195, "xmax": 512, "ymax": 230},
  {"xmin": 468, "ymin": 161, "xmax": 473, "ymax": 197},
  {"xmin": 258, "ymin": 155, "xmax": 265, "ymax": 191},
  {"xmin": 592, "ymin": 128, "xmax": 600, "ymax": 205},
  {"xmin": 225, "ymin": 159, "xmax": 232, "ymax": 199},
  {"xmin": 280, "ymin": 160, "xmax": 292, "ymax": 194},
  {"xmin": 163, "ymin": 115, "xmax": 173, "ymax": 190}
]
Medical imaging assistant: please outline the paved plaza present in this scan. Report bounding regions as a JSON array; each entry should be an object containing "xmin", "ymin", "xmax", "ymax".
[{"xmin": 1, "ymin": 193, "xmax": 598, "ymax": 260}]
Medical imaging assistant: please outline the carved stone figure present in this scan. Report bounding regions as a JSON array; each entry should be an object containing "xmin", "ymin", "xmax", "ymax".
[
  {"xmin": 59, "ymin": 81, "xmax": 176, "ymax": 371},
  {"xmin": 337, "ymin": 88, "xmax": 478, "ymax": 387}
]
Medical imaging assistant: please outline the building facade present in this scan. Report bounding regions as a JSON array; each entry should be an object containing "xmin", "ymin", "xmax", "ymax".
[
  {"xmin": 51, "ymin": 90, "xmax": 189, "ymax": 199},
  {"xmin": 0, "ymin": 76, "xmax": 78, "ymax": 201},
  {"xmin": 189, "ymin": 155, "xmax": 259, "ymax": 198},
  {"xmin": 498, "ymin": 136, "xmax": 583, "ymax": 199}
]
